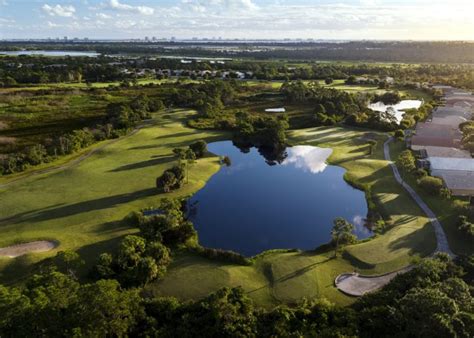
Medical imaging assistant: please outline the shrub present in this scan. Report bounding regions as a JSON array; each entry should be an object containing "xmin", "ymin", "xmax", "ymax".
[
  {"xmin": 397, "ymin": 149, "xmax": 416, "ymax": 172},
  {"xmin": 190, "ymin": 247, "xmax": 251, "ymax": 266},
  {"xmin": 418, "ymin": 176, "xmax": 444, "ymax": 196},
  {"xmin": 156, "ymin": 165, "xmax": 186, "ymax": 192},
  {"xmin": 458, "ymin": 216, "xmax": 474, "ymax": 238},
  {"xmin": 394, "ymin": 129, "xmax": 405, "ymax": 140},
  {"xmin": 189, "ymin": 140, "xmax": 207, "ymax": 158}
]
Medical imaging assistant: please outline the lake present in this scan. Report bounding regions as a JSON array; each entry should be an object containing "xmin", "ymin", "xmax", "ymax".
[
  {"xmin": 369, "ymin": 100, "xmax": 422, "ymax": 123},
  {"xmin": 0, "ymin": 50, "xmax": 100, "ymax": 57},
  {"xmin": 188, "ymin": 141, "xmax": 370, "ymax": 256}
]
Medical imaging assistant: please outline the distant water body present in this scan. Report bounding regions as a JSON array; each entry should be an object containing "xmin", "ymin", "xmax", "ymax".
[
  {"xmin": 369, "ymin": 100, "xmax": 423, "ymax": 123},
  {"xmin": 0, "ymin": 50, "xmax": 100, "ymax": 57}
]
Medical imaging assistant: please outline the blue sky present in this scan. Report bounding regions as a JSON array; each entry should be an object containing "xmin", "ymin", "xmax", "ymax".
[{"xmin": 0, "ymin": 0, "xmax": 473, "ymax": 40}]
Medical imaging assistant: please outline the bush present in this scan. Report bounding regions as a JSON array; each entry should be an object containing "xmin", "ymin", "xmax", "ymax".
[
  {"xmin": 397, "ymin": 150, "xmax": 416, "ymax": 172},
  {"xmin": 156, "ymin": 165, "xmax": 186, "ymax": 192},
  {"xmin": 190, "ymin": 247, "xmax": 251, "ymax": 266},
  {"xmin": 189, "ymin": 140, "xmax": 207, "ymax": 158},
  {"xmin": 418, "ymin": 176, "xmax": 444, "ymax": 196},
  {"xmin": 394, "ymin": 129, "xmax": 405, "ymax": 140},
  {"xmin": 458, "ymin": 216, "xmax": 474, "ymax": 238}
]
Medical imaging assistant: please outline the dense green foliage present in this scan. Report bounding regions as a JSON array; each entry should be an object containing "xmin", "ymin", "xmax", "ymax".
[
  {"xmin": 1, "ymin": 254, "xmax": 472, "ymax": 337},
  {"xmin": 0, "ymin": 94, "xmax": 159, "ymax": 175},
  {"xmin": 397, "ymin": 149, "xmax": 416, "ymax": 172}
]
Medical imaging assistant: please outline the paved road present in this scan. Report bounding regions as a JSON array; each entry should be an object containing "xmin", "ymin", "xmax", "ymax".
[
  {"xmin": 336, "ymin": 137, "xmax": 455, "ymax": 296},
  {"xmin": 383, "ymin": 137, "xmax": 454, "ymax": 257},
  {"xmin": 0, "ymin": 123, "xmax": 148, "ymax": 190}
]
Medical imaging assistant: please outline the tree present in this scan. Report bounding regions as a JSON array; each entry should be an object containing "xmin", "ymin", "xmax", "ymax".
[
  {"xmin": 52, "ymin": 250, "xmax": 84, "ymax": 278},
  {"xmin": 367, "ymin": 140, "xmax": 377, "ymax": 155},
  {"xmin": 418, "ymin": 176, "xmax": 444, "ymax": 196},
  {"xmin": 397, "ymin": 149, "xmax": 416, "ymax": 172},
  {"xmin": 184, "ymin": 148, "xmax": 196, "ymax": 183},
  {"xmin": 156, "ymin": 165, "xmax": 185, "ymax": 192},
  {"xmin": 325, "ymin": 77, "xmax": 334, "ymax": 85},
  {"xmin": 222, "ymin": 156, "xmax": 232, "ymax": 166},
  {"xmin": 394, "ymin": 129, "xmax": 405, "ymax": 140},
  {"xmin": 72, "ymin": 279, "xmax": 143, "ymax": 336},
  {"xmin": 189, "ymin": 140, "xmax": 207, "ymax": 158},
  {"xmin": 314, "ymin": 104, "xmax": 326, "ymax": 115},
  {"xmin": 331, "ymin": 218, "xmax": 356, "ymax": 257}
]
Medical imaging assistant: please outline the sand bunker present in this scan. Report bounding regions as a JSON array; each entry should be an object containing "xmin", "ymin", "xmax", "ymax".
[
  {"xmin": 0, "ymin": 241, "xmax": 57, "ymax": 258},
  {"xmin": 335, "ymin": 267, "xmax": 412, "ymax": 296},
  {"xmin": 0, "ymin": 136, "xmax": 16, "ymax": 145}
]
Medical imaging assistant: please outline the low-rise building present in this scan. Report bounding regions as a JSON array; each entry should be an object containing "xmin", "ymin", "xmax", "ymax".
[{"xmin": 418, "ymin": 146, "xmax": 471, "ymax": 159}]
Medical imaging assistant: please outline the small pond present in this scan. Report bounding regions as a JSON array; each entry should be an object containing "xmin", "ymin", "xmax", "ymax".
[
  {"xmin": 369, "ymin": 100, "xmax": 422, "ymax": 123},
  {"xmin": 0, "ymin": 50, "xmax": 100, "ymax": 57},
  {"xmin": 188, "ymin": 141, "xmax": 371, "ymax": 256}
]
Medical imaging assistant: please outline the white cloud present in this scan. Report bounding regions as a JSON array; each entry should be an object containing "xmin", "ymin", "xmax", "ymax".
[
  {"xmin": 47, "ymin": 21, "xmax": 61, "ymax": 28},
  {"xmin": 0, "ymin": 18, "xmax": 14, "ymax": 23},
  {"xmin": 42, "ymin": 4, "xmax": 76, "ymax": 18},
  {"xmin": 96, "ymin": 13, "xmax": 112, "ymax": 19},
  {"xmin": 105, "ymin": 0, "xmax": 154, "ymax": 15}
]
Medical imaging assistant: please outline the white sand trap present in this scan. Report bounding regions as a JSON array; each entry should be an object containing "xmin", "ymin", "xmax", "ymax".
[
  {"xmin": 335, "ymin": 267, "xmax": 412, "ymax": 297},
  {"xmin": 0, "ymin": 241, "xmax": 57, "ymax": 258}
]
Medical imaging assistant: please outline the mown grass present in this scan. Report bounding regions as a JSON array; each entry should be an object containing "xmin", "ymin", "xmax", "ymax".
[
  {"xmin": 1, "ymin": 111, "xmax": 440, "ymax": 307},
  {"xmin": 149, "ymin": 125, "xmax": 436, "ymax": 307},
  {"xmin": 0, "ymin": 110, "xmax": 226, "ymax": 283}
]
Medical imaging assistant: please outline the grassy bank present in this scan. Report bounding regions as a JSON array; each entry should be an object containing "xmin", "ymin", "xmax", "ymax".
[
  {"xmin": 389, "ymin": 140, "xmax": 473, "ymax": 256},
  {"xmin": 148, "ymin": 125, "xmax": 436, "ymax": 307}
]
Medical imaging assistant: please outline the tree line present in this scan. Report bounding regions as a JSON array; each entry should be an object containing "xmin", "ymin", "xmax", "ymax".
[
  {"xmin": 1, "ymin": 251, "xmax": 472, "ymax": 337},
  {"xmin": 0, "ymin": 95, "xmax": 164, "ymax": 176}
]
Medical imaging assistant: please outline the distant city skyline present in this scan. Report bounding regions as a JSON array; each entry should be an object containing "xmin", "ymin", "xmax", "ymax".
[{"xmin": 0, "ymin": 0, "xmax": 473, "ymax": 41}]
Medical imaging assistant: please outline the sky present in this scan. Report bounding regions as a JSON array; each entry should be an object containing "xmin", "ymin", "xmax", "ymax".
[{"xmin": 0, "ymin": 0, "xmax": 473, "ymax": 40}]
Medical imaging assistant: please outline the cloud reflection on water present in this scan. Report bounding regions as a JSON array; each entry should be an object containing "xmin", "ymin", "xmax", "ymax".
[{"xmin": 282, "ymin": 145, "xmax": 333, "ymax": 174}]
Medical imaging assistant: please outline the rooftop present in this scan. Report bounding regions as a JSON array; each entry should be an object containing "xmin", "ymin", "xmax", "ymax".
[
  {"xmin": 422, "ymin": 146, "xmax": 471, "ymax": 159},
  {"xmin": 429, "ymin": 157, "xmax": 474, "ymax": 172}
]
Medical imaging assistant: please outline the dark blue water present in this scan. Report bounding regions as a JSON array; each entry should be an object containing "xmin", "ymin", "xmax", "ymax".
[{"xmin": 189, "ymin": 141, "xmax": 370, "ymax": 256}]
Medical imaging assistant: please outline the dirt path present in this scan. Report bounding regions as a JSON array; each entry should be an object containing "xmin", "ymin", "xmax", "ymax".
[
  {"xmin": 0, "ymin": 241, "xmax": 57, "ymax": 258},
  {"xmin": 0, "ymin": 123, "xmax": 149, "ymax": 189}
]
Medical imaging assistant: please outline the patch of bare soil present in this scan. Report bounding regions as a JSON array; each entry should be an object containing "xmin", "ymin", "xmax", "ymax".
[{"xmin": 0, "ymin": 136, "xmax": 16, "ymax": 145}]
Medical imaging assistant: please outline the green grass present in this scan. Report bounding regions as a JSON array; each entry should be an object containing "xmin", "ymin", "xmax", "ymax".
[
  {"xmin": 0, "ymin": 110, "xmax": 226, "ymax": 283},
  {"xmin": 389, "ymin": 141, "xmax": 473, "ymax": 256},
  {"xmin": 0, "ymin": 112, "xmax": 441, "ymax": 307},
  {"xmin": 0, "ymin": 78, "xmax": 202, "ymax": 93},
  {"xmin": 148, "ymin": 125, "xmax": 436, "ymax": 307}
]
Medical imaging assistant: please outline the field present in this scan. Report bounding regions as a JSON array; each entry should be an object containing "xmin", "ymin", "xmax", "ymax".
[
  {"xmin": 0, "ymin": 110, "xmax": 226, "ymax": 283},
  {"xmin": 0, "ymin": 79, "xmax": 460, "ymax": 308},
  {"xmin": 0, "ymin": 109, "xmax": 443, "ymax": 306}
]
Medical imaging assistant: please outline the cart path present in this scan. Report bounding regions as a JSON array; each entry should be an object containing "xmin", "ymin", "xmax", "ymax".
[
  {"xmin": 383, "ymin": 136, "xmax": 454, "ymax": 256},
  {"xmin": 336, "ymin": 136, "xmax": 454, "ymax": 297}
]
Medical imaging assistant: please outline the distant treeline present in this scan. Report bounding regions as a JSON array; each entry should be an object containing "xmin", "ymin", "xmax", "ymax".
[
  {"xmin": 1, "ymin": 53, "xmax": 473, "ymax": 90},
  {"xmin": 2, "ymin": 41, "xmax": 474, "ymax": 63}
]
